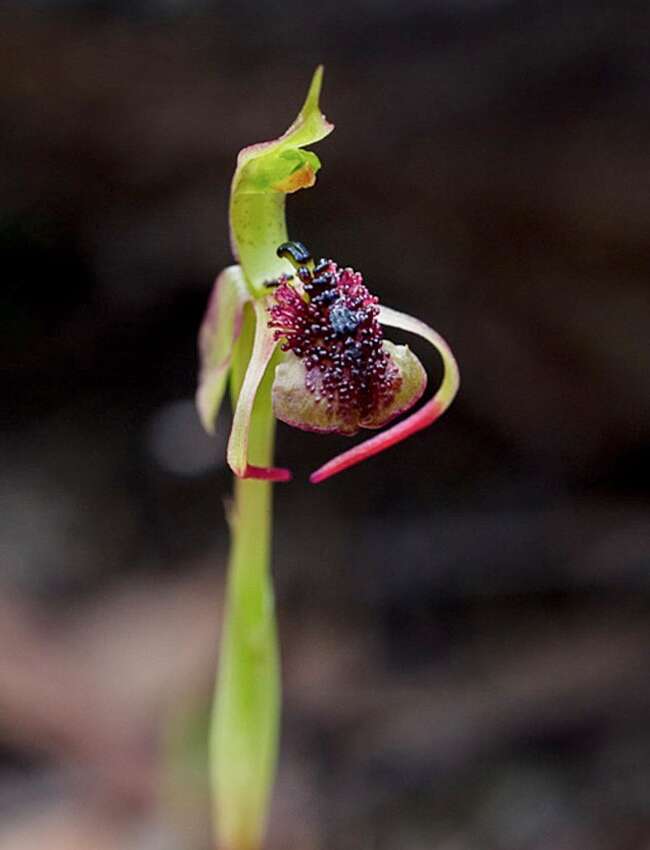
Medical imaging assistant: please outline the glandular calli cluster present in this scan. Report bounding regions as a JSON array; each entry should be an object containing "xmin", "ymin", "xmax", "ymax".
[{"xmin": 267, "ymin": 241, "xmax": 414, "ymax": 435}]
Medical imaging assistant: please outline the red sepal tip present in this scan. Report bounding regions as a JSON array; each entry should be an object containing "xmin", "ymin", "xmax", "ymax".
[
  {"xmin": 309, "ymin": 398, "xmax": 444, "ymax": 484},
  {"xmin": 242, "ymin": 464, "xmax": 293, "ymax": 483}
]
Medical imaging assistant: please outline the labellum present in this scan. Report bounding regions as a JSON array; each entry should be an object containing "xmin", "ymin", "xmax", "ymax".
[{"xmin": 267, "ymin": 242, "xmax": 427, "ymax": 436}]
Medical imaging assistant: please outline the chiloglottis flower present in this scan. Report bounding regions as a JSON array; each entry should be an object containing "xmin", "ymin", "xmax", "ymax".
[{"xmin": 196, "ymin": 67, "xmax": 459, "ymax": 484}]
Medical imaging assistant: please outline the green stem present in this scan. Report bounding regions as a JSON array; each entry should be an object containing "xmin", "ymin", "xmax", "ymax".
[{"xmin": 211, "ymin": 306, "xmax": 280, "ymax": 850}]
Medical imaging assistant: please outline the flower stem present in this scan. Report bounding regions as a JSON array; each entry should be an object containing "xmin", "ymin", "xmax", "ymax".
[{"xmin": 211, "ymin": 306, "xmax": 281, "ymax": 850}]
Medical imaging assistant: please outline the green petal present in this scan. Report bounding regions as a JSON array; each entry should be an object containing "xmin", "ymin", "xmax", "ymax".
[
  {"xmin": 271, "ymin": 341, "xmax": 427, "ymax": 436},
  {"xmin": 227, "ymin": 298, "xmax": 289, "ymax": 480},
  {"xmin": 230, "ymin": 66, "xmax": 334, "ymax": 293},
  {"xmin": 196, "ymin": 265, "xmax": 250, "ymax": 433}
]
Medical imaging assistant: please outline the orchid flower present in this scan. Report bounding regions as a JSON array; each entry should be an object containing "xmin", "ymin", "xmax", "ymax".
[
  {"xmin": 196, "ymin": 67, "xmax": 459, "ymax": 850},
  {"xmin": 197, "ymin": 67, "xmax": 459, "ymax": 486}
]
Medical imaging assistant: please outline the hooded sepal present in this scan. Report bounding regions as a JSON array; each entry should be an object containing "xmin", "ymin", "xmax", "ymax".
[
  {"xmin": 230, "ymin": 67, "xmax": 334, "ymax": 293},
  {"xmin": 196, "ymin": 265, "xmax": 250, "ymax": 434}
]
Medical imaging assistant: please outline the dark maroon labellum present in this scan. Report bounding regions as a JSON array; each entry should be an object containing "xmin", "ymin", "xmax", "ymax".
[{"xmin": 267, "ymin": 246, "xmax": 402, "ymax": 432}]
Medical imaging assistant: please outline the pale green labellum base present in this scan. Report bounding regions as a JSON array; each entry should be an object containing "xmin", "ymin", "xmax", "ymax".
[{"xmin": 271, "ymin": 341, "xmax": 427, "ymax": 436}]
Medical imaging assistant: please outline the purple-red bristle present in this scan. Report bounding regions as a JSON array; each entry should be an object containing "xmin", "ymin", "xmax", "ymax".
[{"xmin": 268, "ymin": 261, "xmax": 401, "ymax": 431}]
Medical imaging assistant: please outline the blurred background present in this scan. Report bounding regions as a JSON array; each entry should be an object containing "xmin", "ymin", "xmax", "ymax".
[{"xmin": 2, "ymin": 1, "xmax": 650, "ymax": 848}]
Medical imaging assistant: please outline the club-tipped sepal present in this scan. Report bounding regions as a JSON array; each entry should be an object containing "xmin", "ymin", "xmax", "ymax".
[{"xmin": 240, "ymin": 464, "xmax": 293, "ymax": 482}]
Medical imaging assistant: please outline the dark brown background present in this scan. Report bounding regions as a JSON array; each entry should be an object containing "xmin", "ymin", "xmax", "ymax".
[{"xmin": 1, "ymin": 1, "xmax": 649, "ymax": 848}]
